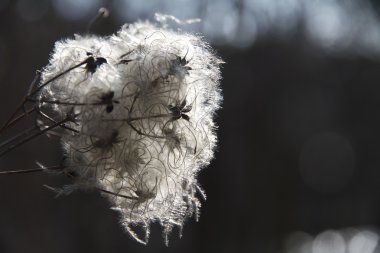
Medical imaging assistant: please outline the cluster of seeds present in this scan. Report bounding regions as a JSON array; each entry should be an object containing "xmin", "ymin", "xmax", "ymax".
[{"xmin": 37, "ymin": 21, "xmax": 222, "ymax": 244}]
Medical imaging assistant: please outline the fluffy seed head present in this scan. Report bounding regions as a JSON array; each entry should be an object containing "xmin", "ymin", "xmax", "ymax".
[{"xmin": 38, "ymin": 19, "xmax": 222, "ymax": 244}]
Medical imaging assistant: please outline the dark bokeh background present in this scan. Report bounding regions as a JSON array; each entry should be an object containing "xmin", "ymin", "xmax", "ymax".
[{"xmin": 2, "ymin": 1, "xmax": 380, "ymax": 253}]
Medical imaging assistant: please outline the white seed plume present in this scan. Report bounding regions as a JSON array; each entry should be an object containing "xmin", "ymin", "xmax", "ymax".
[{"xmin": 38, "ymin": 20, "xmax": 222, "ymax": 244}]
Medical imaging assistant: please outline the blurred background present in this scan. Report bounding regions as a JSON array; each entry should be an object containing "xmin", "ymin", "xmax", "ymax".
[{"xmin": 1, "ymin": 0, "xmax": 380, "ymax": 252}]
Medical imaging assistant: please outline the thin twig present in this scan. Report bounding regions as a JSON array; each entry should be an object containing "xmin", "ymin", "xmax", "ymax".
[
  {"xmin": 0, "ymin": 59, "xmax": 90, "ymax": 135},
  {"xmin": 98, "ymin": 188, "xmax": 138, "ymax": 200},
  {"xmin": 0, "ymin": 116, "xmax": 73, "ymax": 158},
  {"xmin": 0, "ymin": 164, "xmax": 65, "ymax": 175}
]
